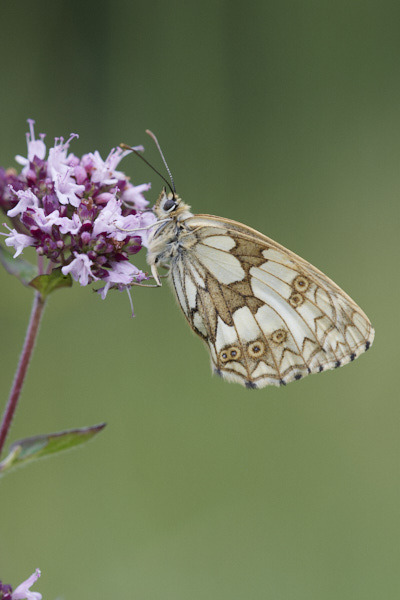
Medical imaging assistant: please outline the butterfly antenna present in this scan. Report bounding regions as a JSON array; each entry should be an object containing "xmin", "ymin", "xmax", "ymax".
[
  {"xmin": 145, "ymin": 129, "xmax": 176, "ymax": 195},
  {"xmin": 119, "ymin": 142, "xmax": 175, "ymax": 196}
]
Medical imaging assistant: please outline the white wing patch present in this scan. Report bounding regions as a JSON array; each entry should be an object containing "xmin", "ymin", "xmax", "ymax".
[
  {"xmin": 262, "ymin": 248, "xmax": 295, "ymax": 266},
  {"xmin": 188, "ymin": 263, "xmax": 205, "ymax": 288},
  {"xmin": 258, "ymin": 259, "xmax": 297, "ymax": 283},
  {"xmin": 202, "ymin": 235, "xmax": 236, "ymax": 251},
  {"xmin": 195, "ymin": 243, "xmax": 245, "ymax": 284},
  {"xmin": 172, "ymin": 268, "xmax": 188, "ymax": 316},
  {"xmin": 193, "ymin": 311, "xmax": 207, "ymax": 336},
  {"xmin": 215, "ymin": 316, "xmax": 238, "ymax": 352},
  {"xmin": 232, "ymin": 307, "xmax": 261, "ymax": 342},
  {"xmin": 185, "ymin": 274, "xmax": 198, "ymax": 309},
  {"xmin": 251, "ymin": 266, "xmax": 293, "ymax": 299}
]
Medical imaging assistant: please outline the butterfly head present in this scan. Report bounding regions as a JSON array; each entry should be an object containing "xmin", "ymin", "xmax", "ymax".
[{"xmin": 154, "ymin": 188, "xmax": 191, "ymax": 220}]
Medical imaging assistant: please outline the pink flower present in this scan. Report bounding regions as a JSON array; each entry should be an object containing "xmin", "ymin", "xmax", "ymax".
[
  {"xmin": 28, "ymin": 208, "xmax": 61, "ymax": 235},
  {"xmin": 98, "ymin": 261, "xmax": 147, "ymax": 304},
  {"xmin": 48, "ymin": 135, "xmax": 85, "ymax": 207},
  {"xmin": 53, "ymin": 170, "xmax": 85, "ymax": 207},
  {"xmin": 121, "ymin": 182, "xmax": 152, "ymax": 210},
  {"xmin": 47, "ymin": 134, "xmax": 78, "ymax": 179},
  {"xmin": 11, "ymin": 569, "xmax": 41, "ymax": 600},
  {"xmin": 2, "ymin": 225, "xmax": 35, "ymax": 257},
  {"xmin": 84, "ymin": 146, "xmax": 144, "ymax": 186},
  {"xmin": 62, "ymin": 252, "xmax": 98, "ymax": 286},
  {"xmin": 56, "ymin": 213, "xmax": 82, "ymax": 235},
  {"xmin": 91, "ymin": 196, "xmax": 127, "ymax": 238},
  {"xmin": 15, "ymin": 119, "xmax": 46, "ymax": 173},
  {"xmin": 107, "ymin": 260, "xmax": 146, "ymax": 285},
  {"xmin": 7, "ymin": 189, "xmax": 39, "ymax": 218}
]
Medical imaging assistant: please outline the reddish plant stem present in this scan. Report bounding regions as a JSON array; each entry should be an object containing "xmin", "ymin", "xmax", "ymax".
[{"xmin": 0, "ymin": 291, "xmax": 46, "ymax": 456}]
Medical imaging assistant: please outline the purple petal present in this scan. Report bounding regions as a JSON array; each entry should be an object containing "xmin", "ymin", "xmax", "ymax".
[{"xmin": 12, "ymin": 569, "xmax": 41, "ymax": 600}]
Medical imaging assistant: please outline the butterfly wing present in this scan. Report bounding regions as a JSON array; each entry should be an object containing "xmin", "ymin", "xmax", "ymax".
[{"xmin": 169, "ymin": 214, "xmax": 374, "ymax": 388}]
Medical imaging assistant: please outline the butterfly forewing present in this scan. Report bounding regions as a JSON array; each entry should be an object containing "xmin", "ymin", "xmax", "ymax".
[{"xmin": 166, "ymin": 214, "xmax": 374, "ymax": 388}]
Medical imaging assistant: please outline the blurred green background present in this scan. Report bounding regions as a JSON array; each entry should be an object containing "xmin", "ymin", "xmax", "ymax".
[{"xmin": 0, "ymin": 1, "xmax": 398, "ymax": 599}]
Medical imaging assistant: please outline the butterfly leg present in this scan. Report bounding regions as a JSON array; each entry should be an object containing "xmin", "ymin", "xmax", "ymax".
[
  {"xmin": 151, "ymin": 263, "xmax": 162, "ymax": 286},
  {"xmin": 128, "ymin": 281, "xmax": 160, "ymax": 288}
]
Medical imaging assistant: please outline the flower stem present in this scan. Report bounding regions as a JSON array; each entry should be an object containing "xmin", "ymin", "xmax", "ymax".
[{"xmin": 0, "ymin": 291, "xmax": 46, "ymax": 456}]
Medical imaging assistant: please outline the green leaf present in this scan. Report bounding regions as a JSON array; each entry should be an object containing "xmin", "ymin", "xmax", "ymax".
[
  {"xmin": 29, "ymin": 267, "xmax": 73, "ymax": 298},
  {"xmin": 0, "ymin": 423, "xmax": 106, "ymax": 475},
  {"xmin": 0, "ymin": 245, "xmax": 38, "ymax": 285}
]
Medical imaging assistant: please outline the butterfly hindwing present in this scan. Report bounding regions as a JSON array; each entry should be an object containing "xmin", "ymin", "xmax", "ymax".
[{"xmin": 168, "ymin": 214, "xmax": 374, "ymax": 388}]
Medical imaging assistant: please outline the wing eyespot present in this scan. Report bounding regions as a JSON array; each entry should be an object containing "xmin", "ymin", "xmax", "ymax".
[
  {"xmin": 247, "ymin": 340, "xmax": 266, "ymax": 358},
  {"xmin": 289, "ymin": 292, "xmax": 304, "ymax": 308},
  {"xmin": 220, "ymin": 346, "xmax": 242, "ymax": 363},
  {"xmin": 293, "ymin": 275, "xmax": 310, "ymax": 293},
  {"xmin": 270, "ymin": 329, "xmax": 288, "ymax": 345}
]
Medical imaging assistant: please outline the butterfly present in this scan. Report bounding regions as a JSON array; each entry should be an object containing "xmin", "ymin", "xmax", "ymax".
[
  {"xmin": 124, "ymin": 135, "xmax": 375, "ymax": 389},
  {"xmin": 145, "ymin": 190, "xmax": 374, "ymax": 388}
]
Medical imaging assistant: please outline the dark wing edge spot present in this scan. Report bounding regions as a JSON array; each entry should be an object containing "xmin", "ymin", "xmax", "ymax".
[{"xmin": 245, "ymin": 380, "xmax": 257, "ymax": 389}]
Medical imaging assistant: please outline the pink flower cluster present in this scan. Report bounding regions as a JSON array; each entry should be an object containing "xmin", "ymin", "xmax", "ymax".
[{"xmin": 0, "ymin": 120, "xmax": 156, "ymax": 298}]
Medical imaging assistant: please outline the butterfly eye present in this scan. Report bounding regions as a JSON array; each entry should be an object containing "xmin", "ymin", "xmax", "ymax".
[{"xmin": 163, "ymin": 197, "xmax": 177, "ymax": 213}]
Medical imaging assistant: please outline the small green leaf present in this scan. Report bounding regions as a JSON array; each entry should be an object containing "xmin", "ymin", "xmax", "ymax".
[
  {"xmin": 29, "ymin": 267, "xmax": 73, "ymax": 298},
  {"xmin": 0, "ymin": 245, "xmax": 38, "ymax": 285},
  {"xmin": 0, "ymin": 423, "xmax": 106, "ymax": 475}
]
